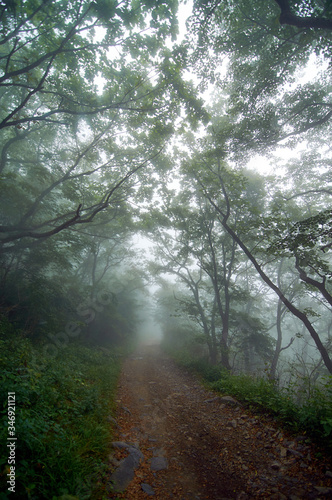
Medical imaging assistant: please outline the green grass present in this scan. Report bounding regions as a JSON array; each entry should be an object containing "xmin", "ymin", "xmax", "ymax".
[
  {"xmin": 0, "ymin": 331, "xmax": 123, "ymax": 499},
  {"xmin": 211, "ymin": 372, "xmax": 332, "ymax": 451},
  {"xmin": 170, "ymin": 349, "xmax": 332, "ymax": 455}
]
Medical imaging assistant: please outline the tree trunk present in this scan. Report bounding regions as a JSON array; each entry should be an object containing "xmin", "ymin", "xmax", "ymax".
[
  {"xmin": 269, "ymin": 297, "xmax": 283, "ymax": 381},
  {"xmin": 220, "ymin": 335, "xmax": 231, "ymax": 371},
  {"xmin": 221, "ymin": 220, "xmax": 332, "ymax": 374}
]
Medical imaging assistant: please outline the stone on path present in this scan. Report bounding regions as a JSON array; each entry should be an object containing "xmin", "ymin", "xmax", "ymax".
[
  {"xmin": 110, "ymin": 442, "xmax": 143, "ymax": 492},
  {"xmin": 141, "ymin": 483, "xmax": 155, "ymax": 495},
  {"xmin": 150, "ymin": 456, "xmax": 168, "ymax": 471},
  {"xmin": 219, "ymin": 395, "xmax": 240, "ymax": 405}
]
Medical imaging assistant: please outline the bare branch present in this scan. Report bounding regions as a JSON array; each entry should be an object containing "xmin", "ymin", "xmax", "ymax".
[{"xmin": 283, "ymin": 188, "xmax": 332, "ymax": 201}]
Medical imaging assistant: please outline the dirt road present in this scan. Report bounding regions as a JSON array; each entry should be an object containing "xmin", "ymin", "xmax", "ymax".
[{"xmin": 108, "ymin": 345, "xmax": 332, "ymax": 499}]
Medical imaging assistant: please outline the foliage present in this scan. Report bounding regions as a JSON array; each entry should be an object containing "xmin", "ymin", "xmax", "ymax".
[
  {"xmin": 213, "ymin": 373, "xmax": 332, "ymax": 451},
  {"xmin": 182, "ymin": 351, "xmax": 332, "ymax": 453},
  {"xmin": 167, "ymin": 347, "xmax": 332, "ymax": 453},
  {"xmin": 268, "ymin": 208, "xmax": 332, "ymax": 287},
  {"xmin": 0, "ymin": 0, "xmax": 331, "ymax": 488},
  {"xmin": 170, "ymin": 350, "xmax": 224, "ymax": 382},
  {"xmin": 0, "ymin": 0, "xmax": 202, "ymax": 254},
  {"xmin": 189, "ymin": 0, "xmax": 332, "ymax": 158},
  {"xmin": 0, "ymin": 335, "xmax": 122, "ymax": 499}
]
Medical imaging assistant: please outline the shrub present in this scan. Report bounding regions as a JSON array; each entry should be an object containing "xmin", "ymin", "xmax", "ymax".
[
  {"xmin": 211, "ymin": 373, "xmax": 332, "ymax": 453},
  {"xmin": 168, "ymin": 349, "xmax": 332, "ymax": 455},
  {"xmin": 0, "ymin": 335, "xmax": 121, "ymax": 499}
]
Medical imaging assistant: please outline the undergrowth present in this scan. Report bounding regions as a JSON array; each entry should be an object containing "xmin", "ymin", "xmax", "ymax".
[
  {"xmin": 170, "ymin": 349, "xmax": 332, "ymax": 456},
  {"xmin": 0, "ymin": 323, "xmax": 123, "ymax": 500}
]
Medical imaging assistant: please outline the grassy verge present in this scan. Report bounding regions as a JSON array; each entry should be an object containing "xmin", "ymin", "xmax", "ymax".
[
  {"xmin": 0, "ymin": 331, "xmax": 123, "ymax": 499},
  {"xmin": 168, "ymin": 349, "xmax": 332, "ymax": 456}
]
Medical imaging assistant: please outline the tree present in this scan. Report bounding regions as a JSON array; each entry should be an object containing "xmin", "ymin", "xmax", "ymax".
[
  {"xmin": 147, "ymin": 204, "xmax": 220, "ymax": 363},
  {"xmin": 188, "ymin": 0, "xmax": 332, "ymax": 161},
  {"xmin": 268, "ymin": 259, "xmax": 296, "ymax": 381},
  {"xmin": 0, "ymin": 0, "xmax": 180, "ymax": 131},
  {"xmin": 0, "ymin": 0, "xmax": 207, "ymax": 347},
  {"xmin": 0, "ymin": 0, "xmax": 205, "ymax": 253},
  {"xmin": 192, "ymin": 156, "xmax": 332, "ymax": 373},
  {"xmin": 174, "ymin": 0, "xmax": 332, "ymax": 374},
  {"xmin": 146, "ymin": 165, "xmax": 268, "ymax": 369}
]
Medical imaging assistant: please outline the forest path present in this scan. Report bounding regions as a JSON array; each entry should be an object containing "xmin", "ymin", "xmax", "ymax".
[{"xmin": 107, "ymin": 345, "xmax": 332, "ymax": 499}]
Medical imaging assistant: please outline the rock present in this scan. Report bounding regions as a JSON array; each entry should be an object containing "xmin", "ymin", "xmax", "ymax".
[
  {"xmin": 127, "ymin": 446, "xmax": 144, "ymax": 467},
  {"xmin": 270, "ymin": 461, "xmax": 282, "ymax": 470},
  {"xmin": 230, "ymin": 419, "xmax": 237, "ymax": 428},
  {"xmin": 204, "ymin": 397, "xmax": 220, "ymax": 403},
  {"xmin": 286, "ymin": 448, "xmax": 304, "ymax": 458},
  {"xmin": 108, "ymin": 454, "xmax": 122, "ymax": 467},
  {"xmin": 280, "ymin": 446, "xmax": 287, "ymax": 458},
  {"xmin": 110, "ymin": 455, "xmax": 136, "ymax": 491},
  {"xmin": 325, "ymin": 470, "xmax": 332, "ymax": 478},
  {"xmin": 314, "ymin": 486, "xmax": 332, "ymax": 495},
  {"xmin": 141, "ymin": 483, "xmax": 155, "ymax": 495},
  {"xmin": 219, "ymin": 395, "xmax": 240, "ymax": 405},
  {"xmin": 150, "ymin": 456, "xmax": 168, "ymax": 471},
  {"xmin": 110, "ymin": 443, "xmax": 143, "ymax": 491},
  {"xmin": 112, "ymin": 441, "xmax": 131, "ymax": 449},
  {"xmin": 111, "ymin": 442, "xmax": 143, "ymax": 463},
  {"xmin": 107, "ymin": 415, "xmax": 117, "ymax": 425}
]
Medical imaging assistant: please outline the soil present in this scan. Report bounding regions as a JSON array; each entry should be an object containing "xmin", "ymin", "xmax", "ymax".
[{"xmin": 107, "ymin": 345, "xmax": 332, "ymax": 499}]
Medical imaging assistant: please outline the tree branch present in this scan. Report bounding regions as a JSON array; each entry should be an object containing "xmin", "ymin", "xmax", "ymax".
[
  {"xmin": 198, "ymin": 176, "xmax": 332, "ymax": 373},
  {"xmin": 274, "ymin": 0, "xmax": 332, "ymax": 30},
  {"xmin": 0, "ymin": 149, "xmax": 163, "ymax": 246},
  {"xmin": 283, "ymin": 188, "xmax": 332, "ymax": 201},
  {"xmin": 294, "ymin": 254, "xmax": 332, "ymax": 306}
]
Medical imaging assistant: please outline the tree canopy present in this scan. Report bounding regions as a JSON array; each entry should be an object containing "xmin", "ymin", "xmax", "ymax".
[
  {"xmin": 1, "ymin": 0, "xmax": 331, "ymax": 376},
  {"xmin": 1, "ymin": 2, "xmax": 332, "ymax": 497}
]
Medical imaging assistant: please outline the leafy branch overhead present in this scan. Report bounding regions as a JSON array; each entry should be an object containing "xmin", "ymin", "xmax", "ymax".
[
  {"xmin": 275, "ymin": 0, "xmax": 332, "ymax": 30},
  {"xmin": 1, "ymin": 2, "xmax": 332, "ymax": 495},
  {"xmin": 0, "ymin": 0, "xmax": 332, "ymax": 440},
  {"xmin": 0, "ymin": 0, "xmax": 205, "ymax": 252}
]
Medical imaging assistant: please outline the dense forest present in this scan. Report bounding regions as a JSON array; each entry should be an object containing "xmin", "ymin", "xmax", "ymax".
[{"xmin": 0, "ymin": 0, "xmax": 331, "ymax": 498}]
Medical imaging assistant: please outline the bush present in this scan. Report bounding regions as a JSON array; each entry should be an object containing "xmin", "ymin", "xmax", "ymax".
[
  {"xmin": 211, "ymin": 372, "xmax": 332, "ymax": 453},
  {"xmin": 168, "ymin": 348, "xmax": 332, "ymax": 455},
  {"xmin": 0, "ymin": 335, "xmax": 121, "ymax": 499}
]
